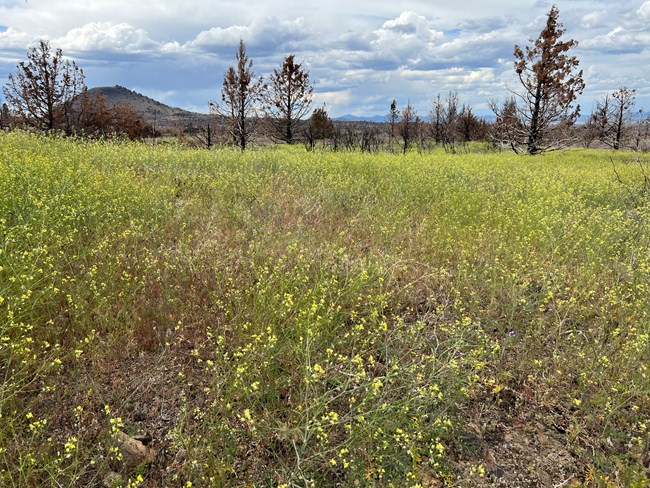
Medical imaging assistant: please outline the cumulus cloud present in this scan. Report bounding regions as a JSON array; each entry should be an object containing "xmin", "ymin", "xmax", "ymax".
[
  {"xmin": 582, "ymin": 25, "xmax": 650, "ymax": 53},
  {"xmin": 380, "ymin": 11, "xmax": 438, "ymax": 37},
  {"xmin": 55, "ymin": 22, "xmax": 158, "ymax": 53},
  {"xmin": 0, "ymin": 27, "xmax": 38, "ymax": 51},
  {"xmin": 333, "ymin": 10, "xmax": 519, "ymax": 75},
  {"xmin": 189, "ymin": 17, "xmax": 308, "ymax": 54},
  {"xmin": 369, "ymin": 11, "xmax": 444, "ymax": 65}
]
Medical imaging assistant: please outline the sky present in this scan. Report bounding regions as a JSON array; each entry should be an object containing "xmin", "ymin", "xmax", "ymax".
[{"xmin": 0, "ymin": 0, "xmax": 649, "ymax": 118}]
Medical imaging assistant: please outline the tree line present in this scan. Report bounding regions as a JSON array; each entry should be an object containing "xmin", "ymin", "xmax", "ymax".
[{"xmin": 2, "ymin": 6, "xmax": 648, "ymax": 153}]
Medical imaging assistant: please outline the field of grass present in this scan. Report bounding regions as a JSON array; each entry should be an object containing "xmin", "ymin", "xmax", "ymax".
[{"xmin": 1, "ymin": 131, "xmax": 649, "ymax": 487}]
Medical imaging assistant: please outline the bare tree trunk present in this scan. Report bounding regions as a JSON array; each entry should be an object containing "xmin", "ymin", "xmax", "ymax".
[{"xmin": 527, "ymin": 84, "xmax": 542, "ymax": 155}]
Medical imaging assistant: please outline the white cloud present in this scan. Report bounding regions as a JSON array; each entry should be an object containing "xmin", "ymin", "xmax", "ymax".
[
  {"xmin": 191, "ymin": 25, "xmax": 249, "ymax": 48},
  {"xmin": 396, "ymin": 66, "xmax": 498, "ymax": 92},
  {"xmin": 55, "ymin": 22, "xmax": 158, "ymax": 53},
  {"xmin": 0, "ymin": 27, "xmax": 36, "ymax": 50},
  {"xmin": 189, "ymin": 17, "xmax": 307, "ymax": 52},
  {"xmin": 160, "ymin": 41, "xmax": 184, "ymax": 54},
  {"xmin": 369, "ymin": 11, "xmax": 444, "ymax": 64},
  {"xmin": 581, "ymin": 11, "xmax": 606, "ymax": 29},
  {"xmin": 638, "ymin": 1, "xmax": 650, "ymax": 18},
  {"xmin": 459, "ymin": 68, "xmax": 496, "ymax": 85},
  {"xmin": 380, "ymin": 11, "xmax": 439, "ymax": 38},
  {"xmin": 313, "ymin": 90, "xmax": 352, "ymax": 110},
  {"xmin": 582, "ymin": 25, "xmax": 650, "ymax": 53}
]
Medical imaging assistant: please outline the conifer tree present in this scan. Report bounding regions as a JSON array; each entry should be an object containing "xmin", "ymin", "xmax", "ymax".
[
  {"xmin": 265, "ymin": 55, "xmax": 313, "ymax": 144},
  {"xmin": 512, "ymin": 6, "xmax": 585, "ymax": 154},
  {"xmin": 3, "ymin": 40, "xmax": 86, "ymax": 132},
  {"xmin": 213, "ymin": 40, "xmax": 265, "ymax": 150}
]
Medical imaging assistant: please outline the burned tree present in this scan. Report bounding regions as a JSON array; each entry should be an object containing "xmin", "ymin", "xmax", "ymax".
[
  {"xmin": 265, "ymin": 55, "xmax": 313, "ymax": 144},
  {"xmin": 3, "ymin": 40, "xmax": 86, "ymax": 132},
  {"xmin": 398, "ymin": 101, "xmax": 419, "ymax": 154},
  {"xmin": 310, "ymin": 105, "xmax": 334, "ymax": 140},
  {"xmin": 188, "ymin": 114, "xmax": 218, "ymax": 149},
  {"xmin": 0, "ymin": 103, "xmax": 12, "ymax": 129},
  {"xmin": 457, "ymin": 105, "xmax": 484, "ymax": 143},
  {"xmin": 428, "ymin": 91, "xmax": 466, "ymax": 153},
  {"xmin": 512, "ymin": 6, "xmax": 585, "ymax": 154},
  {"xmin": 305, "ymin": 105, "xmax": 335, "ymax": 150},
  {"xmin": 588, "ymin": 87, "xmax": 637, "ymax": 150},
  {"xmin": 489, "ymin": 96, "xmax": 521, "ymax": 150},
  {"xmin": 440, "ymin": 91, "xmax": 460, "ymax": 153},
  {"xmin": 430, "ymin": 94, "xmax": 444, "ymax": 145},
  {"xmin": 387, "ymin": 99, "xmax": 399, "ymax": 149},
  {"xmin": 212, "ymin": 40, "xmax": 265, "ymax": 150}
]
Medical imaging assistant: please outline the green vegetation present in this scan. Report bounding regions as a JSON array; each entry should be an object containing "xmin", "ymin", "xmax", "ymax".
[{"xmin": 1, "ymin": 131, "xmax": 649, "ymax": 486}]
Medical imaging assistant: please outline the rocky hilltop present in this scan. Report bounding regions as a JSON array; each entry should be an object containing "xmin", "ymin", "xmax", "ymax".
[{"xmin": 86, "ymin": 86, "xmax": 209, "ymax": 130}]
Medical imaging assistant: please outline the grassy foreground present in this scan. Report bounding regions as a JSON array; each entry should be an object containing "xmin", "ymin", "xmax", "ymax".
[{"xmin": 0, "ymin": 131, "xmax": 649, "ymax": 487}]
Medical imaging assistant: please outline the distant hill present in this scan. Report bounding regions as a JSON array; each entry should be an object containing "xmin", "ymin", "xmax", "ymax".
[
  {"xmin": 334, "ymin": 114, "xmax": 387, "ymax": 123},
  {"xmin": 86, "ymin": 86, "xmax": 209, "ymax": 129},
  {"xmin": 337, "ymin": 112, "xmax": 503, "ymax": 123}
]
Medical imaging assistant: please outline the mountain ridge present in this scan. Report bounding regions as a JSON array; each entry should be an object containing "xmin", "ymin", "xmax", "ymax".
[{"xmin": 334, "ymin": 114, "xmax": 387, "ymax": 123}]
